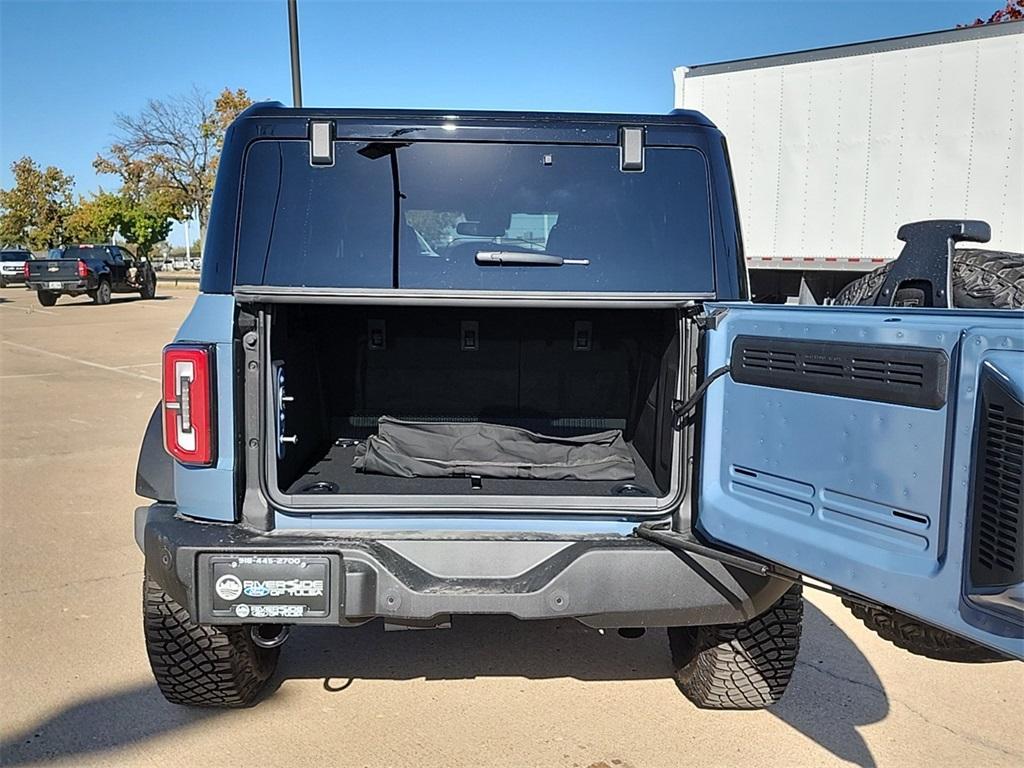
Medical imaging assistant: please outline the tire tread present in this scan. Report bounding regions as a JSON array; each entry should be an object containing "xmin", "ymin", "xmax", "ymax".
[
  {"xmin": 842, "ymin": 600, "xmax": 1005, "ymax": 662},
  {"xmin": 669, "ymin": 585, "xmax": 803, "ymax": 710},
  {"xmin": 143, "ymin": 577, "xmax": 278, "ymax": 707},
  {"xmin": 834, "ymin": 248, "xmax": 1024, "ymax": 308}
]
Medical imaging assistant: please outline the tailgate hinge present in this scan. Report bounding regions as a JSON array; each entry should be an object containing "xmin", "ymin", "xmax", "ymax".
[{"xmin": 692, "ymin": 307, "xmax": 728, "ymax": 331}]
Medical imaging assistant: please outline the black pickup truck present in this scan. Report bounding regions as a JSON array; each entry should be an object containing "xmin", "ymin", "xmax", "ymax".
[{"xmin": 25, "ymin": 244, "xmax": 157, "ymax": 306}]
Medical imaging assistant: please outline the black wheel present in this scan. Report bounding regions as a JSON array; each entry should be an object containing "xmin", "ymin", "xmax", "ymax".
[
  {"xmin": 0, "ymin": 277, "xmax": 7, "ymax": 288},
  {"xmin": 140, "ymin": 271, "xmax": 157, "ymax": 299},
  {"xmin": 843, "ymin": 600, "xmax": 1006, "ymax": 662},
  {"xmin": 143, "ymin": 577, "xmax": 279, "ymax": 708},
  {"xmin": 93, "ymin": 279, "xmax": 111, "ymax": 305},
  {"xmin": 37, "ymin": 290, "xmax": 58, "ymax": 307},
  {"xmin": 668, "ymin": 584, "xmax": 802, "ymax": 710},
  {"xmin": 835, "ymin": 248, "xmax": 1024, "ymax": 308}
]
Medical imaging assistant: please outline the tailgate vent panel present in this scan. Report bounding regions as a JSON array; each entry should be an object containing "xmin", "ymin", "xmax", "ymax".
[
  {"xmin": 969, "ymin": 374, "xmax": 1024, "ymax": 588},
  {"xmin": 730, "ymin": 336, "xmax": 948, "ymax": 409}
]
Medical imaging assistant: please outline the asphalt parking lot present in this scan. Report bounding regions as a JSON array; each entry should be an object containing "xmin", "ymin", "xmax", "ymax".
[{"xmin": 0, "ymin": 284, "xmax": 1021, "ymax": 768}]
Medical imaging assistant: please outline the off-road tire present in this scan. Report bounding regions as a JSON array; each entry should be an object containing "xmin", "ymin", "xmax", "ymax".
[
  {"xmin": 140, "ymin": 272, "xmax": 157, "ymax": 299},
  {"xmin": 668, "ymin": 585, "xmax": 803, "ymax": 710},
  {"xmin": 842, "ymin": 600, "xmax": 1006, "ymax": 662},
  {"xmin": 93, "ymin": 279, "xmax": 111, "ymax": 305},
  {"xmin": 834, "ymin": 249, "xmax": 1024, "ymax": 308},
  {"xmin": 143, "ymin": 577, "xmax": 280, "ymax": 708},
  {"xmin": 37, "ymin": 290, "xmax": 58, "ymax": 307}
]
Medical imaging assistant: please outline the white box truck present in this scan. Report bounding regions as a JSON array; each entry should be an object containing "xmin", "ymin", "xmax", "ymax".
[{"xmin": 675, "ymin": 21, "xmax": 1023, "ymax": 302}]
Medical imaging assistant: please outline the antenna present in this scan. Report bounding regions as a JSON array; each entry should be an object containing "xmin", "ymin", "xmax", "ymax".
[{"xmin": 287, "ymin": 0, "xmax": 303, "ymax": 107}]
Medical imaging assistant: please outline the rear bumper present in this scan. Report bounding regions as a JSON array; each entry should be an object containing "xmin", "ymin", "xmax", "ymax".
[
  {"xmin": 26, "ymin": 279, "xmax": 90, "ymax": 292},
  {"xmin": 137, "ymin": 504, "xmax": 791, "ymax": 628}
]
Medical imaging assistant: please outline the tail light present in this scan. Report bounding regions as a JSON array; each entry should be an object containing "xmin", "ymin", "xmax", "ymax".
[
  {"xmin": 162, "ymin": 344, "xmax": 216, "ymax": 466},
  {"xmin": 22, "ymin": 262, "xmax": 30, "ymax": 279},
  {"xmin": 77, "ymin": 259, "xmax": 88, "ymax": 278}
]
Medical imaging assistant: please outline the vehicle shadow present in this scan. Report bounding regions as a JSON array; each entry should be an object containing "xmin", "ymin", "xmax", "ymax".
[
  {"xmin": 0, "ymin": 685, "xmax": 222, "ymax": 766},
  {"xmin": 770, "ymin": 601, "xmax": 887, "ymax": 767},
  {"xmin": 0, "ymin": 603, "xmax": 886, "ymax": 766},
  {"xmin": 50, "ymin": 294, "xmax": 175, "ymax": 308}
]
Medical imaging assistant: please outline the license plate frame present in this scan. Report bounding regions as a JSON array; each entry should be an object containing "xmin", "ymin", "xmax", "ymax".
[
  {"xmin": 196, "ymin": 552, "xmax": 343, "ymax": 624},
  {"xmin": 46, "ymin": 281, "xmax": 62, "ymax": 289}
]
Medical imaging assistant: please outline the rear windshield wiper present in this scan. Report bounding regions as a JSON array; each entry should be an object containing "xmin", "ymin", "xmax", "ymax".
[{"xmin": 475, "ymin": 251, "xmax": 589, "ymax": 267}]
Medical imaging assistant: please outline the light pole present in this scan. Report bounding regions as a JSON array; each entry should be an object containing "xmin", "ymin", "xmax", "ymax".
[
  {"xmin": 287, "ymin": 0, "xmax": 302, "ymax": 108},
  {"xmin": 184, "ymin": 212, "xmax": 191, "ymax": 263}
]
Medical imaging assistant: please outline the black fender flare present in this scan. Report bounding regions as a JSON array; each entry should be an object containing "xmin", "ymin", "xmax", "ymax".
[{"xmin": 136, "ymin": 402, "xmax": 175, "ymax": 502}]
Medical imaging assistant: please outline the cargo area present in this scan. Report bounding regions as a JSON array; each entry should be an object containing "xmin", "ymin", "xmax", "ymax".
[{"xmin": 265, "ymin": 305, "xmax": 683, "ymax": 503}]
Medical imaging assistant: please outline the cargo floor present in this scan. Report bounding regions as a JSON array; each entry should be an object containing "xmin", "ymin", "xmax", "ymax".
[{"xmin": 285, "ymin": 440, "xmax": 662, "ymax": 497}]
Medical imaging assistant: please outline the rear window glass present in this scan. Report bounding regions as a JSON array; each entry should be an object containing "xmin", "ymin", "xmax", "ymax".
[
  {"xmin": 47, "ymin": 246, "xmax": 109, "ymax": 259},
  {"xmin": 235, "ymin": 140, "xmax": 714, "ymax": 292},
  {"xmin": 1, "ymin": 251, "xmax": 27, "ymax": 262}
]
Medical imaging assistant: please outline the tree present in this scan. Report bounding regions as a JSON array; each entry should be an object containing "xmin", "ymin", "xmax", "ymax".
[
  {"xmin": 94, "ymin": 86, "xmax": 253, "ymax": 245},
  {"xmin": 65, "ymin": 190, "xmax": 174, "ymax": 257},
  {"xmin": 66, "ymin": 191, "xmax": 124, "ymax": 243},
  {"xmin": 966, "ymin": 1, "xmax": 1023, "ymax": 24},
  {"xmin": 119, "ymin": 195, "xmax": 175, "ymax": 258},
  {"xmin": 211, "ymin": 88, "xmax": 254, "ymax": 150},
  {"xmin": 0, "ymin": 156, "xmax": 75, "ymax": 248}
]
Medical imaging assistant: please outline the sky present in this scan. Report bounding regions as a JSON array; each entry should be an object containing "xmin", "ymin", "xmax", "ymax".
[{"xmin": 0, "ymin": 0, "xmax": 1004, "ymax": 246}]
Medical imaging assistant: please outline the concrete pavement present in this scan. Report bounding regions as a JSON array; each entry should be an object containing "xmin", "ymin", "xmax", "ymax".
[{"xmin": 0, "ymin": 284, "xmax": 1021, "ymax": 767}]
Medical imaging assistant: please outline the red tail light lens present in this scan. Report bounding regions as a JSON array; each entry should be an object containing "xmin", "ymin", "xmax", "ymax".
[
  {"xmin": 23, "ymin": 261, "xmax": 30, "ymax": 279},
  {"xmin": 162, "ymin": 344, "xmax": 216, "ymax": 466},
  {"xmin": 77, "ymin": 259, "xmax": 88, "ymax": 278}
]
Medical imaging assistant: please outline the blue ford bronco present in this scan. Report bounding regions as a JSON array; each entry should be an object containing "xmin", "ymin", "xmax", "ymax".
[{"xmin": 135, "ymin": 103, "xmax": 1023, "ymax": 709}]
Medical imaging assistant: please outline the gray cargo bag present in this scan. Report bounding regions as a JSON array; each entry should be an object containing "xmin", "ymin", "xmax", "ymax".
[{"xmin": 353, "ymin": 417, "xmax": 636, "ymax": 480}]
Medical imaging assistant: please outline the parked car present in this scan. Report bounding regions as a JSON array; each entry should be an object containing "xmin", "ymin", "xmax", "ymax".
[
  {"xmin": 25, "ymin": 244, "xmax": 157, "ymax": 306},
  {"xmin": 135, "ymin": 103, "xmax": 1023, "ymax": 711},
  {"xmin": 0, "ymin": 248, "xmax": 31, "ymax": 287}
]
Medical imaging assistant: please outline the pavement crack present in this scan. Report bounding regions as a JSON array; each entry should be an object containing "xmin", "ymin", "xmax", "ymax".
[
  {"xmin": 893, "ymin": 698, "xmax": 1023, "ymax": 760},
  {"xmin": 796, "ymin": 658, "xmax": 886, "ymax": 696},
  {"xmin": 1, "ymin": 568, "xmax": 142, "ymax": 597},
  {"xmin": 798, "ymin": 658, "xmax": 1022, "ymax": 760}
]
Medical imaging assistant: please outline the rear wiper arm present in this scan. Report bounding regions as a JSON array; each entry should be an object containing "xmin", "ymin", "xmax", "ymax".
[{"xmin": 475, "ymin": 251, "xmax": 589, "ymax": 267}]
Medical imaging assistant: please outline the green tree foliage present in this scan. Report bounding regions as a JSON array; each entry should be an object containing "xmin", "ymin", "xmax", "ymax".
[
  {"xmin": 119, "ymin": 195, "xmax": 174, "ymax": 258},
  {"xmin": 0, "ymin": 157, "xmax": 75, "ymax": 248},
  {"xmin": 66, "ymin": 191, "xmax": 124, "ymax": 243},
  {"xmin": 66, "ymin": 190, "xmax": 174, "ymax": 257},
  {"xmin": 94, "ymin": 86, "xmax": 253, "ymax": 241}
]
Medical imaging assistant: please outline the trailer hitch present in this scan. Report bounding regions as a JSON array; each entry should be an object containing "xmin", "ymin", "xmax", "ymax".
[{"xmin": 872, "ymin": 219, "xmax": 990, "ymax": 308}]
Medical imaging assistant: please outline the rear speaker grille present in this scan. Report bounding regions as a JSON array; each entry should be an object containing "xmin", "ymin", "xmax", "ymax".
[
  {"xmin": 731, "ymin": 336, "xmax": 948, "ymax": 409},
  {"xmin": 970, "ymin": 377, "xmax": 1024, "ymax": 588}
]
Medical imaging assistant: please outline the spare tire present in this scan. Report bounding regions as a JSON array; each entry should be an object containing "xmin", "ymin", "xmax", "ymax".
[
  {"xmin": 834, "ymin": 249, "xmax": 1024, "ymax": 309},
  {"xmin": 843, "ymin": 600, "xmax": 1006, "ymax": 662},
  {"xmin": 836, "ymin": 247, "xmax": 1020, "ymax": 662}
]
